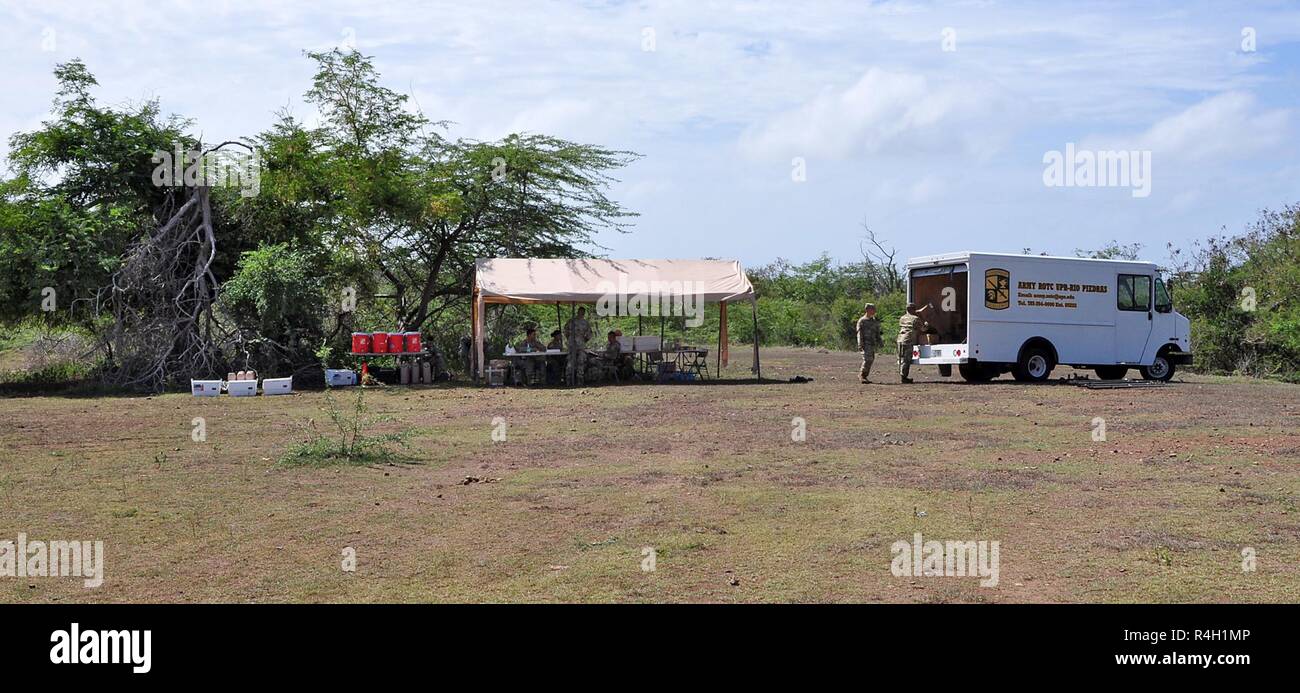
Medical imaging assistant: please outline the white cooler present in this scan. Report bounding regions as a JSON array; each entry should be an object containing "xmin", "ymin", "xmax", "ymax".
[
  {"xmin": 325, "ymin": 369, "xmax": 357, "ymax": 386},
  {"xmin": 226, "ymin": 380, "xmax": 257, "ymax": 397},
  {"xmin": 191, "ymin": 379, "xmax": 222, "ymax": 397},
  {"xmin": 262, "ymin": 377, "xmax": 293, "ymax": 395}
]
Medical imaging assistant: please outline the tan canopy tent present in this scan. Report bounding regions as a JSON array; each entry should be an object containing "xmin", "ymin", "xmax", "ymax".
[{"xmin": 472, "ymin": 258, "xmax": 760, "ymax": 380}]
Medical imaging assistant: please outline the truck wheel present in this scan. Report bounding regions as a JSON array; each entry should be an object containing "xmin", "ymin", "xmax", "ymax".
[
  {"xmin": 1094, "ymin": 366, "xmax": 1128, "ymax": 380},
  {"xmin": 958, "ymin": 363, "xmax": 994, "ymax": 382},
  {"xmin": 938, "ymin": 364, "xmax": 953, "ymax": 377},
  {"xmin": 1013, "ymin": 347, "xmax": 1054, "ymax": 382},
  {"xmin": 1140, "ymin": 355, "xmax": 1175, "ymax": 381}
]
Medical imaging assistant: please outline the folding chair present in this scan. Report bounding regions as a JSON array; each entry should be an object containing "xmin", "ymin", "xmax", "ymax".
[{"xmin": 685, "ymin": 349, "xmax": 710, "ymax": 380}]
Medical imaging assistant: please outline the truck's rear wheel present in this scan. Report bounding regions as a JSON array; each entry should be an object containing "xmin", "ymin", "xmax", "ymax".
[
  {"xmin": 1140, "ymin": 354, "xmax": 1175, "ymax": 381},
  {"xmin": 938, "ymin": 364, "xmax": 953, "ymax": 377},
  {"xmin": 1094, "ymin": 366, "xmax": 1128, "ymax": 380},
  {"xmin": 958, "ymin": 363, "xmax": 995, "ymax": 382},
  {"xmin": 1013, "ymin": 347, "xmax": 1054, "ymax": 382}
]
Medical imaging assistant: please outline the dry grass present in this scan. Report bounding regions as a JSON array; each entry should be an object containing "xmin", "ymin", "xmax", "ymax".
[{"xmin": 1, "ymin": 347, "xmax": 1298, "ymax": 603}]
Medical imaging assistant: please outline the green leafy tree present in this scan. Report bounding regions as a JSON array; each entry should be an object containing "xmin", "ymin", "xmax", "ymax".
[
  {"xmin": 217, "ymin": 242, "xmax": 328, "ymax": 369},
  {"xmin": 1170, "ymin": 204, "xmax": 1300, "ymax": 378},
  {"xmin": 253, "ymin": 49, "xmax": 640, "ymax": 333},
  {"xmin": 1, "ymin": 60, "xmax": 193, "ymax": 323}
]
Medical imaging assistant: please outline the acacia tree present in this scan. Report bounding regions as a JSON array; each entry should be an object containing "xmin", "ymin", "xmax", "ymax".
[{"xmin": 238, "ymin": 50, "xmax": 640, "ymax": 336}]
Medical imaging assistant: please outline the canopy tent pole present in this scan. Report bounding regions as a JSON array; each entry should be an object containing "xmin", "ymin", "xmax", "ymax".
[
  {"xmin": 717, "ymin": 301, "xmax": 726, "ymax": 376},
  {"xmin": 473, "ymin": 288, "xmax": 487, "ymax": 383},
  {"xmin": 751, "ymin": 296, "xmax": 760, "ymax": 380},
  {"xmin": 470, "ymin": 289, "xmax": 477, "ymax": 382}
]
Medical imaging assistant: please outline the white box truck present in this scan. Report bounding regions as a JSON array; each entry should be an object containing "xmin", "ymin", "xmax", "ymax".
[{"xmin": 903, "ymin": 252, "xmax": 1192, "ymax": 382}]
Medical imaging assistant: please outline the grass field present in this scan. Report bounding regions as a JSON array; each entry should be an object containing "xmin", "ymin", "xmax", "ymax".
[{"xmin": 2, "ymin": 346, "xmax": 1298, "ymax": 603}]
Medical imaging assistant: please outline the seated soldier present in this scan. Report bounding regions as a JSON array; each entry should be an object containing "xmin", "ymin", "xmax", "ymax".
[
  {"xmin": 518, "ymin": 326, "xmax": 546, "ymax": 353},
  {"xmin": 514, "ymin": 327, "xmax": 547, "ymax": 385},
  {"xmin": 594, "ymin": 330, "xmax": 629, "ymax": 382},
  {"xmin": 543, "ymin": 329, "xmax": 565, "ymax": 383},
  {"xmin": 603, "ymin": 330, "xmax": 621, "ymax": 358}
]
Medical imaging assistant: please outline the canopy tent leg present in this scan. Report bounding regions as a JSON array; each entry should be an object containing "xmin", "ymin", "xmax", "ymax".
[
  {"xmin": 473, "ymin": 289, "xmax": 487, "ymax": 383},
  {"xmin": 470, "ymin": 291, "xmax": 477, "ymax": 382},
  {"xmin": 717, "ymin": 301, "xmax": 727, "ymax": 377},
  {"xmin": 751, "ymin": 296, "xmax": 760, "ymax": 380}
]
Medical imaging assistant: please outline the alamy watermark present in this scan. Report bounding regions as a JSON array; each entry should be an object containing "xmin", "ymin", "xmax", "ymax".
[
  {"xmin": 151, "ymin": 143, "xmax": 261, "ymax": 197},
  {"xmin": 595, "ymin": 272, "xmax": 706, "ymax": 327},
  {"xmin": 1, "ymin": 533, "xmax": 104, "ymax": 588},
  {"xmin": 1043, "ymin": 143, "xmax": 1151, "ymax": 198},
  {"xmin": 890, "ymin": 532, "xmax": 999, "ymax": 587},
  {"xmin": 50, "ymin": 623, "xmax": 150, "ymax": 673}
]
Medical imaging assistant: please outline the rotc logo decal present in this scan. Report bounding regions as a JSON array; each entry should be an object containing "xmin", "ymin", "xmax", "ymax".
[{"xmin": 984, "ymin": 268, "xmax": 1010, "ymax": 310}]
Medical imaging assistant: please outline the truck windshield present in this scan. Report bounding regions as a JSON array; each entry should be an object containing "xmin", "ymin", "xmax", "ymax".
[{"xmin": 1154, "ymin": 277, "xmax": 1172, "ymax": 313}]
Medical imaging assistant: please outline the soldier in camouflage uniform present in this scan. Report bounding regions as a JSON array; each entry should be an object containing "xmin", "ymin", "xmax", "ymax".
[
  {"xmin": 514, "ymin": 326, "xmax": 548, "ymax": 385},
  {"xmin": 563, "ymin": 307, "xmax": 593, "ymax": 385},
  {"xmin": 855, "ymin": 303, "xmax": 882, "ymax": 384},
  {"xmin": 896, "ymin": 302, "xmax": 932, "ymax": 384}
]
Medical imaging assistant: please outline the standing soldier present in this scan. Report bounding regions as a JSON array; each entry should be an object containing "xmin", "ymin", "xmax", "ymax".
[
  {"xmin": 896, "ymin": 302, "xmax": 932, "ymax": 384},
  {"xmin": 563, "ymin": 306, "xmax": 593, "ymax": 385},
  {"xmin": 856, "ymin": 303, "xmax": 882, "ymax": 384}
]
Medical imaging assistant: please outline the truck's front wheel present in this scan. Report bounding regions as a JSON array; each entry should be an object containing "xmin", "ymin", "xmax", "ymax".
[
  {"xmin": 1013, "ymin": 347, "xmax": 1054, "ymax": 383},
  {"xmin": 1140, "ymin": 354, "xmax": 1175, "ymax": 381}
]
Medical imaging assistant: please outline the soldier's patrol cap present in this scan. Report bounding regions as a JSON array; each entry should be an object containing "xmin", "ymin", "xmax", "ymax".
[{"xmin": 864, "ymin": 302, "xmax": 876, "ymax": 311}]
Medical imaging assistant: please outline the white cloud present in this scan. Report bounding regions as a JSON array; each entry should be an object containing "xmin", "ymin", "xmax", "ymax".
[
  {"xmin": 1073, "ymin": 90, "xmax": 1291, "ymax": 169},
  {"xmin": 1135, "ymin": 91, "xmax": 1290, "ymax": 162},
  {"xmin": 739, "ymin": 68, "xmax": 1009, "ymax": 161}
]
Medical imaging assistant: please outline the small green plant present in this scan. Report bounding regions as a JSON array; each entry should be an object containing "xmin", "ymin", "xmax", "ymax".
[{"xmin": 278, "ymin": 385, "xmax": 414, "ymax": 467}]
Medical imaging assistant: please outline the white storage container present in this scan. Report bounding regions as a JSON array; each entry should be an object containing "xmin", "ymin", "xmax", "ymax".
[
  {"xmin": 191, "ymin": 379, "xmax": 222, "ymax": 397},
  {"xmin": 262, "ymin": 377, "xmax": 293, "ymax": 395},
  {"xmin": 633, "ymin": 335, "xmax": 662, "ymax": 352},
  {"xmin": 325, "ymin": 369, "xmax": 357, "ymax": 386},
  {"xmin": 226, "ymin": 380, "xmax": 258, "ymax": 397}
]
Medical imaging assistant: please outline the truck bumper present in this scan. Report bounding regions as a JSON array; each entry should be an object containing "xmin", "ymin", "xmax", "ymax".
[
  {"xmin": 1167, "ymin": 350, "xmax": 1194, "ymax": 365},
  {"xmin": 912, "ymin": 344, "xmax": 971, "ymax": 365}
]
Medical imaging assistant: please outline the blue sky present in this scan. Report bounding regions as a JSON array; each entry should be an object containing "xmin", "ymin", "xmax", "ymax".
[{"xmin": 2, "ymin": 0, "xmax": 1299, "ymax": 268}]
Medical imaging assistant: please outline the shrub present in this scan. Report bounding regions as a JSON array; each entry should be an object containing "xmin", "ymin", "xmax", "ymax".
[{"xmin": 278, "ymin": 386, "xmax": 414, "ymax": 467}]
